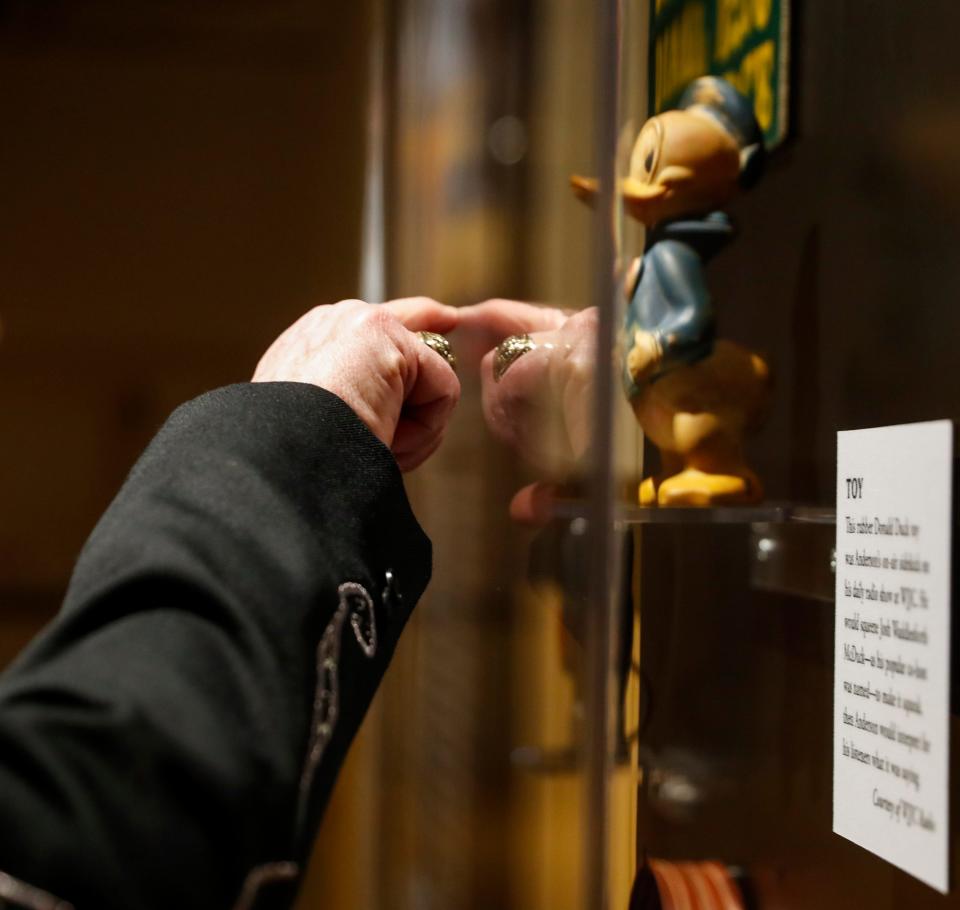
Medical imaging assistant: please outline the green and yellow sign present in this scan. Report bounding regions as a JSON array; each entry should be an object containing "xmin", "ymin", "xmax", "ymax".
[{"xmin": 649, "ymin": 0, "xmax": 790, "ymax": 147}]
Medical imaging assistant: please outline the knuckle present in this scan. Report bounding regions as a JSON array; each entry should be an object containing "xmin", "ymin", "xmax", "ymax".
[
  {"xmin": 325, "ymin": 299, "xmax": 365, "ymax": 321},
  {"xmin": 359, "ymin": 305, "xmax": 400, "ymax": 333},
  {"xmin": 384, "ymin": 349, "xmax": 407, "ymax": 381}
]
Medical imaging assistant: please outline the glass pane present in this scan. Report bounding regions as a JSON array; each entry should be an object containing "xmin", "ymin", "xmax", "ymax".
[{"xmin": 302, "ymin": 2, "xmax": 631, "ymax": 909}]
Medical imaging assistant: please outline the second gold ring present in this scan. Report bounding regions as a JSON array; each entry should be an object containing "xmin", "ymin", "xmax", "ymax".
[{"xmin": 493, "ymin": 333, "xmax": 536, "ymax": 382}]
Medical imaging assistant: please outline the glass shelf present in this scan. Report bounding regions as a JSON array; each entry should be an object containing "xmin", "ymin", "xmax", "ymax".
[
  {"xmin": 618, "ymin": 503, "xmax": 835, "ymax": 526},
  {"xmin": 551, "ymin": 501, "xmax": 836, "ymax": 527}
]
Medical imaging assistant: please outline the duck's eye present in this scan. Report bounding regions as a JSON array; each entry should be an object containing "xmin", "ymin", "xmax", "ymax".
[{"xmin": 644, "ymin": 151, "xmax": 654, "ymax": 173}]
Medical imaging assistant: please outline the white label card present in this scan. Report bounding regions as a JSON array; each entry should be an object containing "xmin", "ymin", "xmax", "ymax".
[{"xmin": 834, "ymin": 420, "xmax": 953, "ymax": 893}]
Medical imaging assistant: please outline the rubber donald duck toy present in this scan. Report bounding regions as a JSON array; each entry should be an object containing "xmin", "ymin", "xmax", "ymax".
[{"xmin": 573, "ymin": 76, "xmax": 771, "ymax": 506}]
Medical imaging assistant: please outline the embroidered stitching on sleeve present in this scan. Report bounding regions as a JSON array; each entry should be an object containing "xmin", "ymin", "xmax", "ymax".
[
  {"xmin": 231, "ymin": 861, "xmax": 299, "ymax": 910},
  {"xmin": 297, "ymin": 582, "xmax": 378, "ymax": 823},
  {"xmin": 344, "ymin": 583, "xmax": 377, "ymax": 658}
]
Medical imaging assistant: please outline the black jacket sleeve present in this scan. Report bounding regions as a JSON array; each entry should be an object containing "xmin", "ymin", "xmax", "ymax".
[{"xmin": 0, "ymin": 382, "xmax": 431, "ymax": 910}]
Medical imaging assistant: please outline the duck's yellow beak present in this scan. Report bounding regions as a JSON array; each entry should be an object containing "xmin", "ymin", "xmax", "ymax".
[
  {"xmin": 571, "ymin": 173, "xmax": 670, "ymax": 224},
  {"xmin": 569, "ymin": 174, "xmax": 599, "ymax": 206}
]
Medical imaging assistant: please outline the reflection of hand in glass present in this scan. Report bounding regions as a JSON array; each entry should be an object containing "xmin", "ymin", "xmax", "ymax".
[
  {"xmin": 452, "ymin": 298, "xmax": 568, "ymax": 370},
  {"xmin": 456, "ymin": 300, "xmax": 597, "ymax": 524}
]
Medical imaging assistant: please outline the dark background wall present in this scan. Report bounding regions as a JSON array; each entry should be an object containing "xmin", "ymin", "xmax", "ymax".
[
  {"xmin": 714, "ymin": 0, "xmax": 960, "ymax": 504},
  {"xmin": 638, "ymin": 2, "xmax": 960, "ymax": 906},
  {"xmin": 0, "ymin": 2, "xmax": 371, "ymax": 654}
]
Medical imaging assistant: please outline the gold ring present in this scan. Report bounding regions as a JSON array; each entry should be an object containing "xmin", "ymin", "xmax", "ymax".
[
  {"xmin": 493, "ymin": 333, "xmax": 536, "ymax": 382},
  {"xmin": 417, "ymin": 331, "xmax": 457, "ymax": 371}
]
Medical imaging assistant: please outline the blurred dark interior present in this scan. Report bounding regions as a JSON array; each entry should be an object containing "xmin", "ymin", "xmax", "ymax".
[{"xmin": 0, "ymin": 1, "xmax": 372, "ymax": 663}]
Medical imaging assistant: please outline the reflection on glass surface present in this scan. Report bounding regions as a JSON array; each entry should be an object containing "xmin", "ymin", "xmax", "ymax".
[
  {"xmin": 303, "ymin": 2, "xmax": 634, "ymax": 909},
  {"xmin": 471, "ymin": 303, "xmax": 597, "ymax": 524}
]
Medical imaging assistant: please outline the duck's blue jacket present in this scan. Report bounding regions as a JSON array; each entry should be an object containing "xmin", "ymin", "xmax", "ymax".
[{"xmin": 623, "ymin": 210, "xmax": 735, "ymax": 397}]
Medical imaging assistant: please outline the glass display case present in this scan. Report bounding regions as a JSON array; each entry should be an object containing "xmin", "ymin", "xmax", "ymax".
[
  {"xmin": 303, "ymin": 1, "xmax": 960, "ymax": 908},
  {"xmin": 300, "ymin": 2, "xmax": 636, "ymax": 908}
]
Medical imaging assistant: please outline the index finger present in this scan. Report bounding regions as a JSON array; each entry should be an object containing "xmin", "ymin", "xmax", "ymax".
[
  {"xmin": 453, "ymin": 299, "xmax": 570, "ymax": 371},
  {"xmin": 382, "ymin": 297, "xmax": 459, "ymax": 334},
  {"xmin": 456, "ymin": 298, "xmax": 569, "ymax": 337}
]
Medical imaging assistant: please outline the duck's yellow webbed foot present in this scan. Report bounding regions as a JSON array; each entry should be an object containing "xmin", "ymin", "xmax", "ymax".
[{"xmin": 655, "ymin": 468, "xmax": 762, "ymax": 507}]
